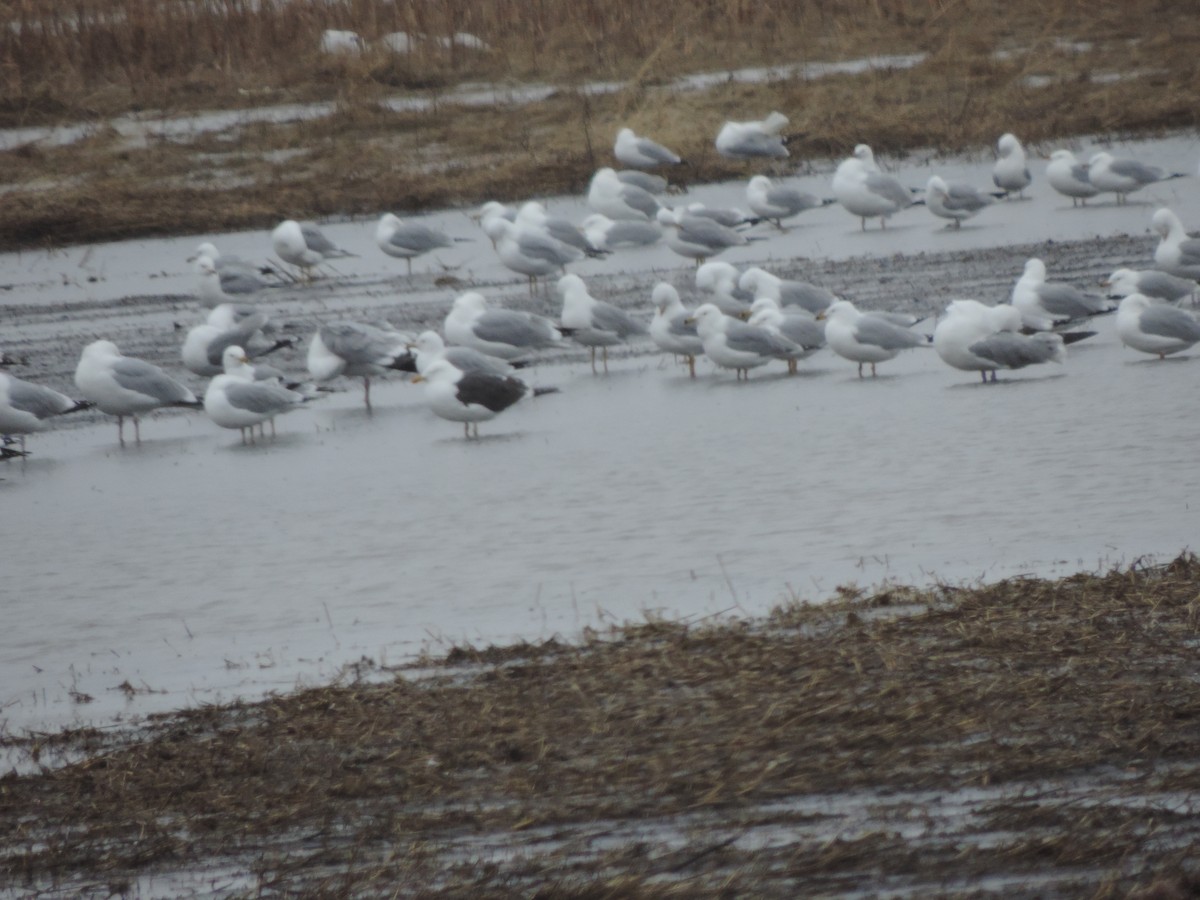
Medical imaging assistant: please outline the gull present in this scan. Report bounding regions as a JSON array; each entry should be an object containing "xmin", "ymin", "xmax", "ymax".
[
  {"xmin": 933, "ymin": 299, "xmax": 1064, "ymax": 382},
  {"xmin": 1105, "ymin": 268, "xmax": 1196, "ymax": 306},
  {"xmin": 739, "ymin": 266, "xmax": 837, "ymax": 316},
  {"xmin": 587, "ymin": 167, "xmax": 662, "ymax": 222},
  {"xmin": 820, "ymin": 300, "xmax": 930, "ymax": 377},
  {"xmin": 205, "ymin": 347, "xmax": 309, "ymax": 443},
  {"xmin": 514, "ymin": 201, "xmax": 607, "ymax": 257},
  {"xmin": 924, "ymin": 176, "xmax": 999, "ymax": 229},
  {"xmin": 1116, "ymin": 294, "xmax": 1200, "ymax": 358},
  {"xmin": 558, "ymin": 274, "xmax": 647, "ymax": 374},
  {"xmin": 1011, "ymin": 258, "xmax": 1117, "ymax": 331},
  {"xmin": 194, "ymin": 256, "xmax": 279, "ymax": 308},
  {"xmin": 746, "ymin": 175, "xmax": 832, "ymax": 229},
  {"xmin": 695, "ymin": 261, "xmax": 754, "ymax": 318},
  {"xmin": 408, "ymin": 330, "xmax": 519, "ymax": 378},
  {"xmin": 992, "ymin": 133, "xmax": 1032, "ymax": 198},
  {"xmin": 1150, "ymin": 208, "xmax": 1200, "ymax": 280},
  {"xmin": 374, "ymin": 213, "xmax": 466, "ymax": 277},
  {"xmin": 656, "ymin": 207, "xmax": 755, "ymax": 265},
  {"xmin": 747, "ymin": 298, "xmax": 826, "ymax": 374},
  {"xmin": 648, "ymin": 283, "xmax": 704, "ymax": 378},
  {"xmin": 613, "ymin": 127, "xmax": 684, "ymax": 169},
  {"xmin": 1087, "ymin": 151, "xmax": 1185, "ymax": 205},
  {"xmin": 0, "ymin": 373, "xmax": 92, "ymax": 454},
  {"xmin": 181, "ymin": 303, "xmax": 291, "ymax": 377},
  {"xmin": 74, "ymin": 340, "xmax": 202, "ymax": 445},
  {"xmin": 685, "ymin": 303, "xmax": 802, "ymax": 379},
  {"xmin": 581, "ymin": 214, "xmax": 662, "ymax": 251},
  {"xmin": 617, "ymin": 170, "xmax": 669, "ymax": 195},
  {"xmin": 443, "ymin": 292, "xmax": 565, "ymax": 361},
  {"xmin": 412, "ymin": 357, "xmax": 557, "ymax": 439},
  {"xmin": 686, "ymin": 202, "xmax": 761, "ymax": 229},
  {"xmin": 306, "ymin": 321, "xmax": 415, "ymax": 410},
  {"xmin": 715, "ymin": 111, "xmax": 790, "ymax": 160},
  {"xmin": 1046, "ymin": 149, "xmax": 1099, "ymax": 206},
  {"xmin": 832, "ymin": 145, "xmax": 920, "ymax": 230},
  {"xmin": 481, "ymin": 215, "xmax": 582, "ymax": 292},
  {"xmin": 271, "ymin": 219, "xmax": 356, "ymax": 278}
]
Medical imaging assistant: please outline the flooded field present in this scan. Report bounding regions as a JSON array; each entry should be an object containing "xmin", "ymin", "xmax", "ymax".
[{"xmin": 2, "ymin": 133, "xmax": 1199, "ymax": 738}]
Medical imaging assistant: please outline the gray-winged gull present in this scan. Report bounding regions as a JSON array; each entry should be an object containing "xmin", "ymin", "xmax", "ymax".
[
  {"xmin": 1011, "ymin": 258, "xmax": 1116, "ymax": 330},
  {"xmin": 205, "ymin": 347, "xmax": 309, "ymax": 442},
  {"xmin": 443, "ymin": 291, "xmax": 565, "ymax": 361},
  {"xmin": 482, "ymin": 215, "xmax": 582, "ymax": 292},
  {"xmin": 306, "ymin": 321, "xmax": 415, "ymax": 410},
  {"xmin": 1046, "ymin": 149, "xmax": 1099, "ymax": 206},
  {"xmin": 685, "ymin": 303, "xmax": 801, "ymax": 379},
  {"xmin": 0, "ymin": 373, "xmax": 92, "ymax": 454},
  {"xmin": 581, "ymin": 213, "xmax": 662, "ymax": 251},
  {"xmin": 614, "ymin": 127, "xmax": 684, "ymax": 169},
  {"xmin": 1105, "ymin": 268, "xmax": 1196, "ymax": 305},
  {"xmin": 820, "ymin": 300, "xmax": 930, "ymax": 377},
  {"xmin": 1116, "ymin": 294, "xmax": 1200, "ymax": 358},
  {"xmin": 832, "ymin": 145, "xmax": 920, "ymax": 230},
  {"xmin": 74, "ymin": 340, "xmax": 202, "ymax": 445},
  {"xmin": 649, "ymin": 282, "xmax": 704, "ymax": 378},
  {"xmin": 587, "ymin": 167, "xmax": 662, "ymax": 222},
  {"xmin": 715, "ymin": 112, "xmax": 789, "ymax": 160},
  {"xmin": 656, "ymin": 207, "xmax": 754, "ymax": 264},
  {"xmin": 739, "ymin": 266, "xmax": 837, "ymax": 317},
  {"xmin": 558, "ymin": 274, "xmax": 647, "ymax": 374},
  {"xmin": 1151, "ymin": 208, "xmax": 1200, "ymax": 280},
  {"xmin": 181, "ymin": 303, "xmax": 291, "ymax": 377},
  {"xmin": 924, "ymin": 176, "xmax": 998, "ymax": 229},
  {"xmin": 695, "ymin": 261, "xmax": 754, "ymax": 318},
  {"xmin": 746, "ymin": 175, "xmax": 832, "ymax": 228},
  {"xmin": 271, "ymin": 219, "xmax": 356, "ymax": 278},
  {"xmin": 992, "ymin": 133, "xmax": 1032, "ymax": 198},
  {"xmin": 933, "ymin": 299, "xmax": 1064, "ymax": 382},
  {"xmin": 409, "ymin": 330, "xmax": 518, "ymax": 378},
  {"xmin": 375, "ymin": 213, "xmax": 465, "ymax": 276},
  {"xmin": 747, "ymin": 298, "xmax": 826, "ymax": 374},
  {"xmin": 1087, "ymin": 151, "xmax": 1185, "ymax": 205}
]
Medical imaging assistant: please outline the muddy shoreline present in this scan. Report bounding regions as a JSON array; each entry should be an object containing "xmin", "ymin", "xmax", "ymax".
[{"xmin": 2, "ymin": 558, "xmax": 1198, "ymax": 897}]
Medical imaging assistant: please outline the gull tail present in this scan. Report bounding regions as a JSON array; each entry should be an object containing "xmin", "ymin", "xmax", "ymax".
[
  {"xmin": 388, "ymin": 351, "xmax": 419, "ymax": 373},
  {"xmin": 532, "ymin": 386, "xmax": 560, "ymax": 398},
  {"xmin": 1, "ymin": 445, "xmax": 29, "ymax": 460},
  {"xmin": 175, "ymin": 399, "xmax": 204, "ymax": 410},
  {"xmin": 64, "ymin": 400, "xmax": 94, "ymax": 415},
  {"xmin": 1054, "ymin": 330, "xmax": 1098, "ymax": 345},
  {"xmin": 253, "ymin": 338, "xmax": 298, "ymax": 358}
]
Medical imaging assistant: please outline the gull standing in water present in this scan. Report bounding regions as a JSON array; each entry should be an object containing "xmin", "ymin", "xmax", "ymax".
[
  {"xmin": 413, "ymin": 357, "xmax": 558, "ymax": 439},
  {"xmin": 924, "ymin": 176, "xmax": 999, "ymax": 229},
  {"xmin": 374, "ymin": 213, "xmax": 466, "ymax": 277},
  {"xmin": 992, "ymin": 133, "xmax": 1032, "ymax": 198},
  {"xmin": 685, "ymin": 303, "xmax": 802, "ymax": 379},
  {"xmin": 271, "ymin": 219, "xmax": 356, "ymax": 279},
  {"xmin": 1116, "ymin": 294, "xmax": 1200, "ymax": 358},
  {"xmin": 933, "ymin": 300, "xmax": 1064, "ymax": 382},
  {"xmin": 648, "ymin": 283, "xmax": 704, "ymax": 378},
  {"xmin": 74, "ymin": 341, "xmax": 201, "ymax": 445},
  {"xmin": 205, "ymin": 346, "xmax": 310, "ymax": 443},
  {"xmin": 1087, "ymin": 151, "xmax": 1185, "ymax": 205},
  {"xmin": 1011, "ymin": 258, "xmax": 1116, "ymax": 331},
  {"xmin": 746, "ymin": 175, "xmax": 832, "ymax": 229},
  {"xmin": 306, "ymin": 322, "xmax": 415, "ymax": 410},
  {"xmin": 832, "ymin": 145, "xmax": 920, "ymax": 230},
  {"xmin": 0, "ymin": 373, "xmax": 92, "ymax": 454},
  {"xmin": 820, "ymin": 300, "xmax": 930, "ymax": 377},
  {"xmin": 443, "ymin": 292, "xmax": 566, "ymax": 361},
  {"xmin": 558, "ymin": 274, "xmax": 647, "ymax": 374},
  {"xmin": 656, "ymin": 207, "xmax": 755, "ymax": 265},
  {"xmin": 1150, "ymin": 208, "xmax": 1200, "ymax": 280},
  {"xmin": 1046, "ymin": 149, "xmax": 1099, "ymax": 206}
]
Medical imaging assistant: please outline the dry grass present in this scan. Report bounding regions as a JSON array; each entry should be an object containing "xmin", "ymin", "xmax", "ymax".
[
  {"xmin": 2, "ymin": 556, "xmax": 1200, "ymax": 896},
  {"xmin": 0, "ymin": 1, "xmax": 1196, "ymax": 250}
]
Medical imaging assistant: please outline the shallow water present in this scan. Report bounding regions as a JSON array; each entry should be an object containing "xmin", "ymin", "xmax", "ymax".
[{"xmin": 3, "ymin": 134, "xmax": 1200, "ymax": 736}]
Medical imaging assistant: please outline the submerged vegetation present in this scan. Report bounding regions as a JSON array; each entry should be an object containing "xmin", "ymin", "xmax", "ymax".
[
  {"xmin": 2, "ymin": 556, "xmax": 1199, "ymax": 895},
  {"xmin": 0, "ymin": 0, "xmax": 1196, "ymax": 249}
]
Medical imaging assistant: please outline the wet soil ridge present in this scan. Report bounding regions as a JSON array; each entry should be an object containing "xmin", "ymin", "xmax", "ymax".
[{"xmin": 2, "ymin": 556, "xmax": 1199, "ymax": 896}]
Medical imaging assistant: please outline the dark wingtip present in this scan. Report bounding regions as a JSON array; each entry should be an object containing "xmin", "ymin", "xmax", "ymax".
[
  {"xmin": 66, "ymin": 400, "xmax": 94, "ymax": 415},
  {"xmin": 1058, "ymin": 330, "xmax": 1098, "ymax": 345},
  {"xmin": 1, "ymin": 446, "xmax": 29, "ymax": 460},
  {"xmin": 389, "ymin": 351, "xmax": 419, "ymax": 373},
  {"xmin": 532, "ymin": 386, "xmax": 560, "ymax": 398}
]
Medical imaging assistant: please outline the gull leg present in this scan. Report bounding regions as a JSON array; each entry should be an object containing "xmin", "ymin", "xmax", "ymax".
[
  {"xmin": 117, "ymin": 415, "xmax": 125, "ymax": 447},
  {"xmin": 363, "ymin": 376, "xmax": 372, "ymax": 412},
  {"xmin": 602, "ymin": 346, "xmax": 609, "ymax": 374},
  {"xmin": 589, "ymin": 347, "xmax": 597, "ymax": 375},
  {"xmin": 687, "ymin": 355, "xmax": 695, "ymax": 378},
  {"xmin": 871, "ymin": 363, "xmax": 878, "ymax": 377},
  {"xmin": 463, "ymin": 422, "xmax": 470, "ymax": 439},
  {"xmin": 857, "ymin": 362, "xmax": 864, "ymax": 378},
  {"xmin": 133, "ymin": 416, "xmax": 142, "ymax": 444}
]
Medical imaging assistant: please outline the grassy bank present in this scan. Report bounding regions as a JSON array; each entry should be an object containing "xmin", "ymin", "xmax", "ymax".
[
  {"xmin": 2, "ymin": 556, "xmax": 1199, "ymax": 896},
  {"xmin": 0, "ymin": 1, "xmax": 1196, "ymax": 251}
]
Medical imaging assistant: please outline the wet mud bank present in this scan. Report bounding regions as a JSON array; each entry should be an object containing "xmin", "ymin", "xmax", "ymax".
[{"xmin": 2, "ymin": 557, "xmax": 1198, "ymax": 897}]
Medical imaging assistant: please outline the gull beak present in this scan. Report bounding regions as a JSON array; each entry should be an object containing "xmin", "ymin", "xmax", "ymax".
[
  {"xmin": 239, "ymin": 355, "xmax": 251, "ymax": 364},
  {"xmin": 815, "ymin": 310, "xmax": 828, "ymax": 321},
  {"xmin": 411, "ymin": 374, "xmax": 425, "ymax": 384},
  {"xmin": 737, "ymin": 310, "xmax": 752, "ymax": 321},
  {"xmin": 683, "ymin": 316, "xmax": 696, "ymax": 325}
]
